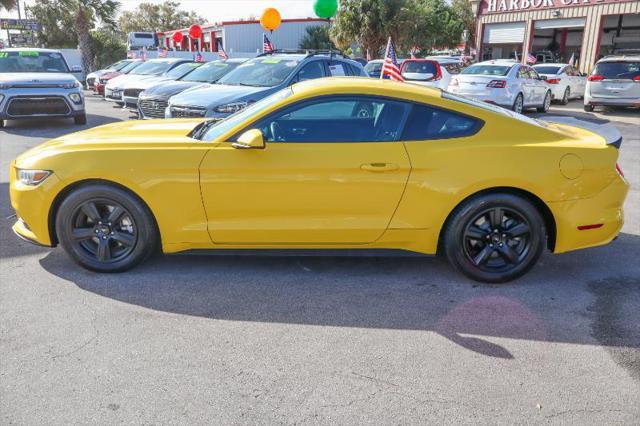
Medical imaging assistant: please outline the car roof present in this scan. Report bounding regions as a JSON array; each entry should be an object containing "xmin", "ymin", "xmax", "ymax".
[
  {"xmin": 532, "ymin": 63, "xmax": 569, "ymax": 67},
  {"xmin": 0, "ymin": 47, "xmax": 62, "ymax": 53},
  {"xmin": 474, "ymin": 60, "xmax": 518, "ymax": 66},
  {"xmin": 147, "ymin": 58, "xmax": 189, "ymax": 63},
  {"xmin": 597, "ymin": 55, "xmax": 640, "ymax": 63},
  {"xmin": 292, "ymin": 76, "xmax": 440, "ymax": 98}
]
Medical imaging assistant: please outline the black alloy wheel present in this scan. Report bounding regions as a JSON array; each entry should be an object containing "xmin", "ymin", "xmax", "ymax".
[
  {"xmin": 561, "ymin": 87, "xmax": 570, "ymax": 105},
  {"xmin": 443, "ymin": 193, "xmax": 546, "ymax": 283},
  {"xmin": 56, "ymin": 184, "xmax": 158, "ymax": 272},
  {"xmin": 512, "ymin": 93, "xmax": 524, "ymax": 114},
  {"xmin": 538, "ymin": 91, "xmax": 552, "ymax": 113}
]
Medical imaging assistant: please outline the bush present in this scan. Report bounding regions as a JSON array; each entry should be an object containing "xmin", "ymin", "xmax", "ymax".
[{"xmin": 91, "ymin": 30, "xmax": 127, "ymax": 69}]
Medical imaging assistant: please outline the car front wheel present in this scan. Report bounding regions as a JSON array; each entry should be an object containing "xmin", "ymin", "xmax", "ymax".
[
  {"xmin": 512, "ymin": 93, "xmax": 524, "ymax": 114},
  {"xmin": 561, "ymin": 87, "xmax": 570, "ymax": 105},
  {"xmin": 443, "ymin": 193, "xmax": 546, "ymax": 283},
  {"xmin": 74, "ymin": 114, "xmax": 87, "ymax": 125},
  {"xmin": 537, "ymin": 91, "xmax": 552, "ymax": 112},
  {"xmin": 56, "ymin": 184, "xmax": 158, "ymax": 272}
]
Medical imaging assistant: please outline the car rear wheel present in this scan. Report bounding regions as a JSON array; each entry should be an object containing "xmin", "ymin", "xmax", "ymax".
[
  {"xmin": 0, "ymin": 120, "xmax": 4, "ymax": 128},
  {"xmin": 584, "ymin": 104, "xmax": 594, "ymax": 112},
  {"xmin": 74, "ymin": 114, "xmax": 87, "ymax": 125},
  {"xmin": 512, "ymin": 93, "xmax": 524, "ymax": 114},
  {"xmin": 537, "ymin": 91, "xmax": 552, "ymax": 112},
  {"xmin": 443, "ymin": 193, "xmax": 546, "ymax": 283},
  {"xmin": 561, "ymin": 87, "xmax": 570, "ymax": 105},
  {"xmin": 56, "ymin": 184, "xmax": 158, "ymax": 272}
]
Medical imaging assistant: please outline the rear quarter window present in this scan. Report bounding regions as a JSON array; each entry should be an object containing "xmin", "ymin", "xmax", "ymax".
[{"xmin": 402, "ymin": 103, "xmax": 482, "ymax": 141}]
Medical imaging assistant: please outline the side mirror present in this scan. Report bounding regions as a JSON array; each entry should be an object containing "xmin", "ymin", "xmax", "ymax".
[
  {"xmin": 71, "ymin": 65, "xmax": 82, "ymax": 73},
  {"xmin": 232, "ymin": 129, "xmax": 265, "ymax": 149}
]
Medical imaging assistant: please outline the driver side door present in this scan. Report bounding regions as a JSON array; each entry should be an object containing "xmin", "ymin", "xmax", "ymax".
[{"xmin": 199, "ymin": 96, "xmax": 412, "ymax": 244}]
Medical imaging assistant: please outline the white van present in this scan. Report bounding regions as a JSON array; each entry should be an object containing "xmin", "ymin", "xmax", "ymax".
[{"xmin": 127, "ymin": 32, "xmax": 158, "ymax": 50}]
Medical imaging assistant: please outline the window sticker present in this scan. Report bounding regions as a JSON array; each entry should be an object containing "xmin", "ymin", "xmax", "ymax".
[
  {"xmin": 214, "ymin": 63, "xmax": 229, "ymax": 67},
  {"xmin": 262, "ymin": 58, "xmax": 281, "ymax": 64},
  {"xmin": 19, "ymin": 51, "xmax": 39, "ymax": 57},
  {"xmin": 0, "ymin": 52, "xmax": 8, "ymax": 58},
  {"xmin": 285, "ymin": 61, "xmax": 298, "ymax": 67},
  {"xmin": 329, "ymin": 64, "xmax": 346, "ymax": 76}
]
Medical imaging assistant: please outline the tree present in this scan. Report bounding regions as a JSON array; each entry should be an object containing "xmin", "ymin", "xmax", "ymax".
[
  {"xmin": 27, "ymin": 0, "xmax": 78, "ymax": 48},
  {"xmin": 451, "ymin": 0, "xmax": 476, "ymax": 54},
  {"xmin": 54, "ymin": 0, "xmax": 120, "ymax": 73},
  {"xmin": 396, "ymin": 0, "xmax": 464, "ymax": 55},
  {"xmin": 1, "ymin": 0, "xmax": 16, "ymax": 11},
  {"xmin": 299, "ymin": 25, "xmax": 335, "ymax": 50},
  {"xmin": 91, "ymin": 28, "xmax": 126, "ymax": 69},
  {"xmin": 118, "ymin": 1, "xmax": 205, "ymax": 34}
]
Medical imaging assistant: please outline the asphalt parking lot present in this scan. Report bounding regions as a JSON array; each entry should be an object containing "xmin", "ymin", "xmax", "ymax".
[{"xmin": 1, "ymin": 93, "xmax": 638, "ymax": 424}]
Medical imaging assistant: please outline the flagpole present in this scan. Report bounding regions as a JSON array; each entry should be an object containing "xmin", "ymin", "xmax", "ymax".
[
  {"xmin": 380, "ymin": 37, "xmax": 391, "ymax": 80},
  {"xmin": 262, "ymin": 33, "xmax": 265, "ymax": 53}
]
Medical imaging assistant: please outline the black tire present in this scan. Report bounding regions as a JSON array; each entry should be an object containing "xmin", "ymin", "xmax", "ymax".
[
  {"xmin": 55, "ymin": 184, "xmax": 158, "ymax": 272},
  {"xmin": 0, "ymin": 119, "xmax": 4, "ymax": 128},
  {"xmin": 512, "ymin": 93, "xmax": 524, "ymax": 114},
  {"xmin": 561, "ymin": 87, "xmax": 570, "ymax": 105},
  {"xmin": 74, "ymin": 114, "xmax": 87, "ymax": 125},
  {"xmin": 584, "ymin": 104, "xmax": 594, "ymax": 112},
  {"xmin": 443, "ymin": 193, "xmax": 546, "ymax": 283},
  {"xmin": 537, "ymin": 91, "xmax": 552, "ymax": 113}
]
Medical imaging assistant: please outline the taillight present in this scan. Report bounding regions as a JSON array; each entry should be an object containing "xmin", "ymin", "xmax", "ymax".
[
  {"xmin": 487, "ymin": 80, "xmax": 506, "ymax": 88},
  {"xmin": 616, "ymin": 163, "xmax": 625, "ymax": 178},
  {"xmin": 633, "ymin": 75, "xmax": 640, "ymax": 81},
  {"xmin": 546, "ymin": 78, "xmax": 561, "ymax": 84},
  {"xmin": 588, "ymin": 75, "xmax": 604, "ymax": 82},
  {"xmin": 433, "ymin": 62, "xmax": 443, "ymax": 81}
]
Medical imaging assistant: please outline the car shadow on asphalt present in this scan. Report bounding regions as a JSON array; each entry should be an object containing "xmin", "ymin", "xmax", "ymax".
[
  {"xmin": 35, "ymin": 231, "xmax": 640, "ymax": 365},
  {"xmin": 1, "ymin": 113, "xmax": 121, "ymax": 139}
]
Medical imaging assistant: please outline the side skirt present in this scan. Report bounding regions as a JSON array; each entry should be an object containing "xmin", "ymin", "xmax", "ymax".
[{"xmin": 174, "ymin": 248, "xmax": 433, "ymax": 258}]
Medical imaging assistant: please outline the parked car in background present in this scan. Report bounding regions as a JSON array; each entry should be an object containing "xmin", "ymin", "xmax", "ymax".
[
  {"xmin": 105, "ymin": 58, "xmax": 193, "ymax": 106},
  {"xmin": 0, "ymin": 48, "xmax": 85, "ymax": 127},
  {"xmin": 584, "ymin": 55, "xmax": 640, "ymax": 111},
  {"xmin": 85, "ymin": 59, "xmax": 131, "ymax": 90},
  {"xmin": 364, "ymin": 58, "xmax": 405, "ymax": 78},
  {"xmin": 94, "ymin": 60, "xmax": 143, "ymax": 95},
  {"xmin": 138, "ymin": 58, "xmax": 246, "ymax": 119},
  {"xmin": 400, "ymin": 58, "xmax": 463, "ymax": 90},
  {"xmin": 166, "ymin": 50, "xmax": 366, "ymax": 118},
  {"xmin": 127, "ymin": 32, "xmax": 158, "ymax": 50},
  {"xmin": 448, "ymin": 60, "xmax": 552, "ymax": 114},
  {"xmin": 121, "ymin": 61, "xmax": 199, "ymax": 108},
  {"xmin": 532, "ymin": 63, "xmax": 586, "ymax": 104}
]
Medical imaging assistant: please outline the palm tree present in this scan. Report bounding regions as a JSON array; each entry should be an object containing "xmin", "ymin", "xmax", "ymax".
[
  {"xmin": 59, "ymin": 0, "xmax": 120, "ymax": 73},
  {"xmin": 0, "ymin": 0, "xmax": 16, "ymax": 11}
]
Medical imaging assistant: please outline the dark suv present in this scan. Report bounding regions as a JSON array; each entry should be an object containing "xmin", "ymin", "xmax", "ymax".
[{"xmin": 166, "ymin": 50, "xmax": 367, "ymax": 118}]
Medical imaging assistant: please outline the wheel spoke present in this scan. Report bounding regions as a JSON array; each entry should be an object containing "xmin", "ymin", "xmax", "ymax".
[
  {"xmin": 96, "ymin": 239, "xmax": 112, "ymax": 262},
  {"xmin": 508, "ymin": 222, "xmax": 529, "ymax": 238},
  {"xmin": 473, "ymin": 245, "xmax": 493, "ymax": 266},
  {"xmin": 497, "ymin": 244, "xmax": 519, "ymax": 264},
  {"xmin": 489, "ymin": 208, "xmax": 503, "ymax": 228},
  {"xmin": 112, "ymin": 231, "xmax": 135, "ymax": 247},
  {"xmin": 466, "ymin": 225, "xmax": 486, "ymax": 241},
  {"xmin": 106, "ymin": 206, "xmax": 125, "ymax": 224},
  {"xmin": 81, "ymin": 202, "xmax": 101, "ymax": 222},
  {"xmin": 72, "ymin": 227, "xmax": 95, "ymax": 241}
]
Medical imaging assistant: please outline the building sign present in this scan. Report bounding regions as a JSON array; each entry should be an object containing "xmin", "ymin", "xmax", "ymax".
[
  {"xmin": 0, "ymin": 19, "xmax": 40, "ymax": 31},
  {"xmin": 9, "ymin": 32, "xmax": 35, "ymax": 47},
  {"xmin": 481, "ymin": 0, "xmax": 632, "ymax": 14}
]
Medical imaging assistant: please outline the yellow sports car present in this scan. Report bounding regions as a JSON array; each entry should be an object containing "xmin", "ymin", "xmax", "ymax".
[{"xmin": 9, "ymin": 78, "xmax": 628, "ymax": 282}]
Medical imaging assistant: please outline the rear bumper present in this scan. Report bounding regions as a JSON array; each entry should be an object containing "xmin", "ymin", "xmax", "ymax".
[
  {"xmin": 549, "ymin": 175, "xmax": 629, "ymax": 253},
  {"xmin": 585, "ymin": 97, "xmax": 640, "ymax": 107}
]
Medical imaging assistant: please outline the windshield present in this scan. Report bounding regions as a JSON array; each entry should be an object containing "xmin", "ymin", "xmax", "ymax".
[
  {"xmin": 130, "ymin": 60, "xmax": 174, "ymax": 75},
  {"xmin": 442, "ymin": 91, "xmax": 546, "ymax": 127},
  {"xmin": 108, "ymin": 60, "xmax": 129, "ymax": 71},
  {"xmin": 119, "ymin": 61, "xmax": 141, "ymax": 73},
  {"xmin": 461, "ymin": 64, "xmax": 511, "ymax": 76},
  {"xmin": 165, "ymin": 62, "xmax": 199, "ymax": 79},
  {"xmin": 0, "ymin": 50, "xmax": 69, "ymax": 73},
  {"xmin": 593, "ymin": 61, "xmax": 640, "ymax": 79},
  {"xmin": 403, "ymin": 61, "xmax": 437, "ymax": 74},
  {"xmin": 365, "ymin": 62, "xmax": 382, "ymax": 73},
  {"xmin": 217, "ymin": 57, "xmax": 300, "ymax": 87},
  {"xmin": 533, "ymin": 66, "xmax": 561, "ymax": 75},
  {"xmin": 181, "ymin": 60, "xmax": 240, "ymax": 82},
  {"xmin": 201, "ymin": 88, "xmax": 293, "ymax": 141}
]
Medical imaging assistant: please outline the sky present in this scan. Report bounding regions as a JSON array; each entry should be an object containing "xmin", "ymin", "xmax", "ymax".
[{"xmin": 2, "ymin": 0, "xmax": 318, "ymax": 24}]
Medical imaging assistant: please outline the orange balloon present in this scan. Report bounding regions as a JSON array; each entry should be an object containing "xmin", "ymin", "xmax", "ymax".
[{"xmin": 260, "ymin": 8, "xmax": 281, "ymax": 32}]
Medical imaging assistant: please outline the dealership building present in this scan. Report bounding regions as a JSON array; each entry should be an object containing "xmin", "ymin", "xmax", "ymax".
[{"xmin": 469, "ymin": 0, "xmax": 640, "ymax": 72}]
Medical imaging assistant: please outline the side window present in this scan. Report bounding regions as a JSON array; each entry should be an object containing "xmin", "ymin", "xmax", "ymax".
[
  {"xmin": 517, "ymin": 67, "xmax": 529, "ymax": 79},
  {"xmin": 294, "ymin": 61, "xmax": 325, "ymax": 82},
  {"xmin": 402, "ymin": 103, "xmax": 481, "ymax": 141},
  {"xmin": 444, "ymin": 63, "xmax": 461, "ymax": 75},
  {"xmin": 245, "ymin": 97, "xmax": 410, "ymax": 143},
  {"xmin": 328, "ymin": 62, "xmax": 347, "ymax": 76},
  {"xmin": 528, "ymin": 68, "xmax": 540, "ymax": 79}
]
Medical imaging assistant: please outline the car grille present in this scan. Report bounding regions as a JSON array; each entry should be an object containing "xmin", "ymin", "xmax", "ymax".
[
  {"xmin": 123, "ymin": 88, "xmax": 144, "ymax": 98},
  {"xmin": 86, "ymin": 77, "xmax": 96, "ymax": 87},
  {"xmin": 7, "ymin": 97, "xmax": 70, "ymax": 117},
  {"xmin": 170, "ymin": 105, "xmax": 207, "ymax": 118},
  {"xmin": 139, "ymin": 98, "xmax": 168, "ymax": 118}
]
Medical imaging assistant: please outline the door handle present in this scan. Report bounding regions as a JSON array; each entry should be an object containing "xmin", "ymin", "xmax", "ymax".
[
  {"xmin": 292, "ymin": 128, "xmax": 307, "ymax": 135},
  {"xmin": 361, "ymin": 163, "xmax": 399, "ymax": 172}
]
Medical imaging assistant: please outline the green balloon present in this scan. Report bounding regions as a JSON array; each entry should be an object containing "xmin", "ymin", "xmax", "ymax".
[{"xmin": 314, "ymin": 0, "xmax": 338, "ymax": 19}]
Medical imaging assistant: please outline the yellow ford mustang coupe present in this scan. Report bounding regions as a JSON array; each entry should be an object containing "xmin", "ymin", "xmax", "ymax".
[{"xmin": 10, "ymin": 78, "xmax": 628, "ymax": 282}]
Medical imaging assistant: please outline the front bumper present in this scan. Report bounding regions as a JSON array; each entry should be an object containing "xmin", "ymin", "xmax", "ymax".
[
  {"xmin": 550, "ymin": 174, "xmax": 629, "ymax": 253},
  {"xmin": 0, "ymin": 88, "xmax": 85, "ymax": 120},
  {"xmin": 104, "ymin": 87, "xmax": 124, "ymax": 102}
]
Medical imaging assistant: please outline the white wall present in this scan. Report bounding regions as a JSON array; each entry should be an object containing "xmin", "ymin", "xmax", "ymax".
[{"xmin": 223, "ymin": 21, "xmax": 327, "ymax": 53}]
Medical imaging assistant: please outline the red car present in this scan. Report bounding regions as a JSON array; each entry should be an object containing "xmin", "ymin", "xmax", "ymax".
[{"xmin": 94, "ymin": 60, "xmax": 143, "ymax": 95}]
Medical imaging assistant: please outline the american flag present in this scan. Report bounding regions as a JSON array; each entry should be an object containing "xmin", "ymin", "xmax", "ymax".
[
  {"xmin": 218, "ymin": 40, "xmax": 228, "ymax": 60},
  {"xmin": 526, "ymin": 52, "xmax": 537, "ymax": 64},
  {"xmin": 194, "ymin": 50, "xmax": 204, "ymax": 63},
  {"xmin": 263, "ymin": 34, "xmax": 274, "ymax": 53},
  {"xmin": 381, "ymin": 37, "xmax": 404, "ymax": 82},
  {"xmin": 158, "ymin": 47, "xmax": 168, "ymax": 58}
]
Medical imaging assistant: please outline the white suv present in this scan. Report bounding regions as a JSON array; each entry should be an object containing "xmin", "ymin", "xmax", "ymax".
[
  {"xmin": 584, "ymin": 55, "xmax": 640, "ymax": 111},
  {"xmin": 448, "ymin": 60, "xmax": 552, "ymax": 114}
]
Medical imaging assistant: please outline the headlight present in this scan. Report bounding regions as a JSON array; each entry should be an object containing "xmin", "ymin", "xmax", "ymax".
[
  {"xmin": 17, "ymin": 169, "xmax": 52, "ymax": 186},
  {"xmin": 214, "ymin": 101, "xmax": 248, "ymax": 114},
  {"xmin": 61, "ymin": 81, "xmax": 80, "ymax": 89},
  {"xmin": 69, "ymin": 93, "xmax": 82, "ymax": 104}
]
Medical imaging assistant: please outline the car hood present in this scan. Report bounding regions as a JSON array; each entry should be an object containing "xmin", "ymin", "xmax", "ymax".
[
  {"xmin": 0, "ymin": 72, "xmax": 78, "ymax": 86},
  {"xmin": 15, "ymin": 119, "xmax": 205, "ymax": 167},
  {"xmin": 169, "ymin": 83, "xmax": 270, "ymax": 108},
  {"xmin": 123, "ymin": 75, "xmax": 176, "ymax": 90},
  {"xmin": 107, "ymin": 74, "xmax": 157, "ymax": 89},
  {"xmin": 141, "ymin": 80, "xmax": 210, "ymax": 99}
]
